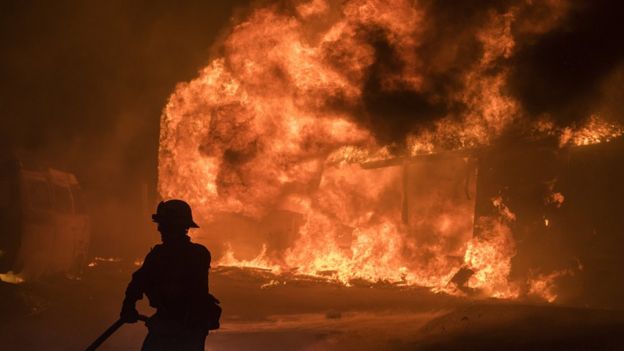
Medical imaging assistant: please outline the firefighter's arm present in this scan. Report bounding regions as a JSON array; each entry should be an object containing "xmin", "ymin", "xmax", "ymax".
[
  {"xmin": 202, "ymin": 248, "xmax": 211, "ymax": 293},
  {"xmin": 120, "ymin": 248, "xmax": 157, "ymax": 322}
]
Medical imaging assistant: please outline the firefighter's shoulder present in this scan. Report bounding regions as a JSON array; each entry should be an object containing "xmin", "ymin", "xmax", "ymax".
[
  {"xmin": 150, "ymin": 243, "xmax": 165, "ymax": 252},
  {"xmin": 145, "ymin": 244, "xmax": 165, "ymax": 259},
  {"xmin": 191, "ymin": 243, "xmax": 211, "ymax": 258},
  {"xmin": 191, "ymin": 242, "xmax": 210, "ymax": 254}
]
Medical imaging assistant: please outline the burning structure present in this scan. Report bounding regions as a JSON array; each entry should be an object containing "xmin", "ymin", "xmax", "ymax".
[
  {"xmin": 156, "ymin": 0, "xmax": 624, "ymax": 308},
  {"xmin": 2, "ymin": 1, "xmax": 624, "ymax": 350}
]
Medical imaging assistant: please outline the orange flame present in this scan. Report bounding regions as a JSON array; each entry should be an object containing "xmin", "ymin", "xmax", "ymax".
[
  {"xmin": 527, "ymin": 268, "xmax": 576, "ymax": 303},
  {"xmin": 560, "ymin": 115, "xmax": 624, "ymax": 147},
  {"xmin": 157, "ymin": 0, "xmax": 598, "ymax": 300}
]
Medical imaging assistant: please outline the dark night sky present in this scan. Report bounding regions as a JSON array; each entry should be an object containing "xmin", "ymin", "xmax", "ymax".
[
  {"xmin": 0, "ymin": 0, "xmax": 251, "ymax": 173},
  {"xmin": 0, "ymin": 0, "xmax": 249, "ymax": 255},
  {"xmin": 509, "ymin": 0, "xmax": 624, "ymax": 125}
]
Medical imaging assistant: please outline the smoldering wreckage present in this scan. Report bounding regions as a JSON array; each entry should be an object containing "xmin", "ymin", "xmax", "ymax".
[{"xmin": 2, "ymin": 0, "xmax": 624, "ymax": 350}]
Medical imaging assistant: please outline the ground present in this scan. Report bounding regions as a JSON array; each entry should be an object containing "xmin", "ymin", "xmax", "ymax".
[{"xmin": 1, "ymin": 262, "xmax": 623, "ymax": 351}]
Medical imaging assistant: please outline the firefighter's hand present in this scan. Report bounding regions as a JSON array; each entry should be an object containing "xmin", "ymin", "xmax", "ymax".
[{"xmin": 120, "ymin": 306, "xmax": 140, "ymax": 324}]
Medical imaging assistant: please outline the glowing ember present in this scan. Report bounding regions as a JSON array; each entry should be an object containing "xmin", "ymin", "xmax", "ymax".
[
  {"xmin": 0, "ymin": 271, "xmax": 25, "ymax": 284},
  {"xmin": 547, "ymin": 192, "xmax": 565, "ymax": 208},
  {"xmin": 559, "ymin": 115, "xmax": 624, "ymax": 147},
  {"xmin": 527, "ymin": 269, "xmax": 575, "ymax": 303},
  {"xmin": 219, "ymin": 244, "xmax": 282, "ymax": 273},
  {"xmin": 492, "ymin": 196, "xmax": 517, "ymax": 222},
  {"xmin": 87, "ymin": 257, "xmax": 123, "ymax": 268}
]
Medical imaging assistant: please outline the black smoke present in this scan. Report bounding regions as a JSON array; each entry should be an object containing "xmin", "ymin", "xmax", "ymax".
[
  {"xmin": 510, "ymin": 0, "xmax": 624, "ymax": 125},
  {"xmin": 348, "ymin": 0, "xmax": 624, "ymax": 144}
]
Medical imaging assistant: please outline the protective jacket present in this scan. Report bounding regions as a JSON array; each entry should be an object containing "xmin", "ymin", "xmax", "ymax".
[{"xmin": 123, "ymin": 235, "xmax": 211, "ymax": 332}]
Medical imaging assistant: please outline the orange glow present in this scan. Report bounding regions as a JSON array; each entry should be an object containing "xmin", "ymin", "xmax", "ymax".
[
  {"xmin": 462, "ymin": 197, "xmax": 519, "ymax": 299},
  {"xmin": 0, "ymin": 271, "xmax": 25, "ymax": 284},
  {"xmin": 527, "ymin": 269, "xmax": 575, "ymax": 303},
  {"xmin": 548, "ymin": 192, "xmax": 565, "ymax": 208},
  {"xmin": 559, "ymin": 115, "xmax": 624, "ymax": 147},
  {"xmin": 157, "ymin": 0, "xmax": 602, "ymax": 301}
]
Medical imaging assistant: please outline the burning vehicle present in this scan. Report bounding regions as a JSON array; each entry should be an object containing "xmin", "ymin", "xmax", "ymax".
[{"xmin": 0, "ymin": 156, "xmax": 90, "ymax": 281}]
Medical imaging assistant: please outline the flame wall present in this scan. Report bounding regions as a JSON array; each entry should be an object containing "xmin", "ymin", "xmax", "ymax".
[{"xmin": 158, "ymin": 0, "xmax": 624, "ymax": 301}]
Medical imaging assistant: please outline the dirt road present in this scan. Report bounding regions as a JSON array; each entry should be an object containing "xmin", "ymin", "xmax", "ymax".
[{"xmin": 1, "ymin": 263, "xmax": 623, "ymax": 350}]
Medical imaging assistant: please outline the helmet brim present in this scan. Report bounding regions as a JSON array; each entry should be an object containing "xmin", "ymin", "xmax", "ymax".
[{"xmin": 152, "ymin": 214, "xmax": 200, "ymax": 229}]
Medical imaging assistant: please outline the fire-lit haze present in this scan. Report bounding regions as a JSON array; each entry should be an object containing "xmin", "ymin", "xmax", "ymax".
[
  {"xmin": 3, "ymin": 2, "xmax": 624, "ymax": 350},
  {"xmin": 158, "ymin": 0, "xmax": 623, "ymax": 300}
]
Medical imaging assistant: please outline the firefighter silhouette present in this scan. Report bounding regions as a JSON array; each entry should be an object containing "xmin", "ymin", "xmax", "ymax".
[{"xmin": 120, "ymin": 199, "xmax": 219, "ymax": 351}]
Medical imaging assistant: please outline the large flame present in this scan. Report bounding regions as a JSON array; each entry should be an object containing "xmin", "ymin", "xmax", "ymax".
[{"xmin": 158, "ymin": 0, "xmax": 620, "ymax": 301}]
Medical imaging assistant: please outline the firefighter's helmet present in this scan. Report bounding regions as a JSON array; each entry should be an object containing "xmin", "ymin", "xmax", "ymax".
[{"xmin": 151, "ymin": 199, "xmax": 199, "ymax": 228}]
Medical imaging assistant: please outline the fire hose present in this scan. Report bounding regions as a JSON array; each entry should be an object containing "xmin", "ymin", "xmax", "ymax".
[{"xmin": 84, "ymin": 314, "xmax": 149, "ymax": 351}]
